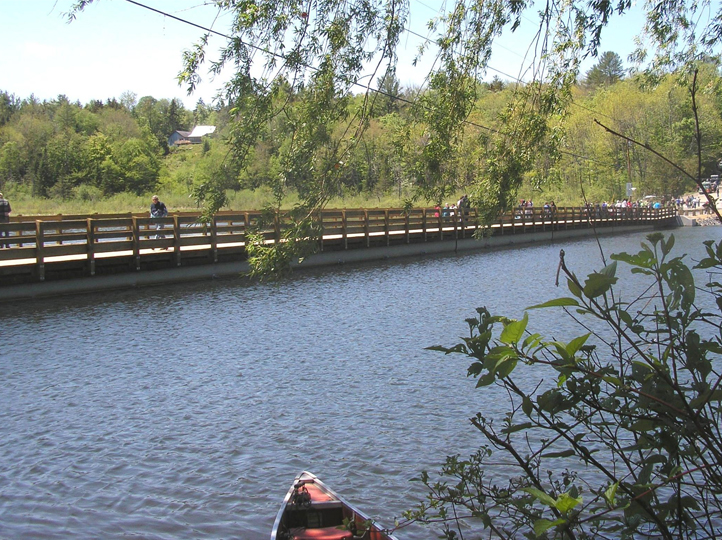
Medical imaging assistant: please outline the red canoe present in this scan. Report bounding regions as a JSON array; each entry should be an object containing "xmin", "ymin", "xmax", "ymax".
[{"xmin": 271, "ymin": 471, "xmax": 399, "ymax": 540}]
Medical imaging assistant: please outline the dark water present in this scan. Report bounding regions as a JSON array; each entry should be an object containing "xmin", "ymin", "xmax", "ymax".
[{"xmin": 1, "ymin": 227, "xmax": 719, "ymax": 540}]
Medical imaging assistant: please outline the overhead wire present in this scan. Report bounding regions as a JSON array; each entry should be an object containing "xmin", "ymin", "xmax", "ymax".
[
  {"xmin": 123, "ymin": 0, "xmax": 622, "ymax": 163},
  {"xmin": 123, "ymin": 0, "xmax": 497, "ymax": 132}
]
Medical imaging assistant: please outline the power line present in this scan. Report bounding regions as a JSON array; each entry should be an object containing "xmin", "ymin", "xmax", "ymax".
[
  {"xmin": 122, "ymin": 0, "xmax": 496, "ymax": 131},
  {"xmin": 123, "ymin": 0, "xmax": 607, "ymax": 163}
]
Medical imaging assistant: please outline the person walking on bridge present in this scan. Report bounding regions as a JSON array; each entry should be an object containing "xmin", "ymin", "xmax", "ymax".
[
  {"xmin": 150, "ymin": 195, "xmax": 168, "ymax": 240},
  {"xmin": 0, "ymin": 192, "xmax": 11, "ymax": 248}
]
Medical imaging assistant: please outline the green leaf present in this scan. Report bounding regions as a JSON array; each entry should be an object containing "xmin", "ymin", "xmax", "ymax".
[
  {"xmin": 604, "ymin": 481, "xmax": 620, "ymax": 506},
  {"xmin": 554, "ymin": 492, "xmax": 582, "ymax": 513},
  {"xmin": 522, "ymin": 487, "xmax": 556, "ymax": 507},
  {"xmin": 611, "ymin": 251, "xmax": 654, "ymax": 268},
  {"xmin": 629, "ymin": 419, "xmax": 657, "ymax": 432},
  {"xmin": 501, "ymin": 421, "xmax": 532, "ymax": 434},
  {"xmin": 600, "ymin": 260, "xmax": 617, "ymax": 278},
  {"xmin": 661, "ymin": 234, "xmax": 675, "ymax": 257},
  {"xmin": 527, "ymin": 297, "xmax": 580, "ymax": 310},
  {"xmin": 690, "ymin": 389, "xmax": 722, "ymax": 409},
  {"xmin": 522, "ymin": 396, "xmax": 534, "ymax": 416},
  {"xmin": 426, "ymin": 343, "xmax": 468, "ymax": 354},
  {"xmin": 696, "ymin": 257, "xmax": 719, "ymax": 269},
  {"xmin": 425, "ymin": 345, "xmax": 453, "ymax": 353},
  {"xmin": 495, "ymin": 357, "xmax": 518, "ymax": 378},
  {"xmin": 533, "ymin": 518, "xmax": 566, "ymax": 536},
  {"xmin": 476, "ymin": 372, "xmax": 496, "ymax": 387},
  {"xmin": 565, "ymin": 333, "xmax": 591, "ymax": 358},
  {"xmin": 522, "ymin": 333, "xmax": 543, "ymax": 349},
  {"xmin": 500, "ymin": 312, "xmax": 528, "ymax": 344},
  {"xmin": 567, "ymin": 278, "xmax": 583, "ymax": 299},
  {"xmin": 583, "ymin": 272, "xmax": 618, "ymax": 298},
  {"xmin": 541, "ymin": 449, "xmax": 575, "ymax": 458},
  {"xmin": 601, "ymin": 375, "xmax": 622, "ymax": 386}
]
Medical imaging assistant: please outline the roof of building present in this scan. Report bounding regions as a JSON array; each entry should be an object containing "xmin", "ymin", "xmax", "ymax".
[{"xmin": 188, "ymin": 125, "xmax": 216, "ymax": 138}]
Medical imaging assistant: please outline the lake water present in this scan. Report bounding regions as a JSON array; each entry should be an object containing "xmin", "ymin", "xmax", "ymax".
[{"xmin": 1, "ymin": 226, "xmax": 719, "ymax": 540}]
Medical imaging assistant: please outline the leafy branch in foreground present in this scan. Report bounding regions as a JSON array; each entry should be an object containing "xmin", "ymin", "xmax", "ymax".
[{"xmin": 410, "ymin": 233, "xmax": 722, "ymax": 539}]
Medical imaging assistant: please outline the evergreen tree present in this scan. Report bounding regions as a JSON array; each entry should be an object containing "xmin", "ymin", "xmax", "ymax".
[{"xmin": 585, "ymin": 51, "xmax": 626, "ymax": 88}]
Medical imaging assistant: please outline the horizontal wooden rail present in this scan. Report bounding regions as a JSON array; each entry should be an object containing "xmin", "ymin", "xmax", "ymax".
[{"xmin": 0, "ymin": 206, "xmax": 678, "ymax": 284}]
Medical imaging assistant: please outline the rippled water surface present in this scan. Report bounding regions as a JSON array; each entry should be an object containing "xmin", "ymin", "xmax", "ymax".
[{"xmin": 1, "ymin": 227, "xmax": 719, "ymax": 539}]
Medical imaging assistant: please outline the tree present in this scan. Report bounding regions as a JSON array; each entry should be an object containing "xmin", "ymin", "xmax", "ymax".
[
  {"xmin": 370, "ymin": 70, "xmax": 402, "ymax": 117},
  {"xmin": 119, "ymin": 90, "xmax": 137, "ymax": 112},
  {"xmin": 409, "ymin": 228, "xmax": 722, "ymax": 539},
  {"xmin": 585, "ymin": 51, "xmax": 626, "ymax": 89},
  {"xmin": 0, "ymin": 91, "xmax": 19, "ymax": 127}
]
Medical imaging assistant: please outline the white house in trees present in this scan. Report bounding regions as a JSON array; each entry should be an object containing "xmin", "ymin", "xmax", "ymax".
[{"xmin": 168, "ymin": 125, "xmax": 216, "ymax": 146}]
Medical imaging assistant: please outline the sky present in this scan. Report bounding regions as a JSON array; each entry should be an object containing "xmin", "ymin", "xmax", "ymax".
[{"xmin": 1, "ymin": 0, "xmax": 646, "ymax": 110}]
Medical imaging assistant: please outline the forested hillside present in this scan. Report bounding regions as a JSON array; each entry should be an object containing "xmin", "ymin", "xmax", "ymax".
[{"xmin": 1, "ymin": 55, "xmax": 721, "ymax": 210}]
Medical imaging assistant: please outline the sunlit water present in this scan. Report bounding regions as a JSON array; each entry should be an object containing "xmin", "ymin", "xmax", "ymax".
[{"xmin": 1, "ymin": 227, "xmax": 719, "ymax": 539}]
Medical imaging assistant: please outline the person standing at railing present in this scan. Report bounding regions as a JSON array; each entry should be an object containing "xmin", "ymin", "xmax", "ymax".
[
  {"xmin": 0, "ymin": 192, "xmax": 10, "ymax": 248},
  {"xmin": 150, "ymin": 195, "xmax": 168, "ymax": 240}
]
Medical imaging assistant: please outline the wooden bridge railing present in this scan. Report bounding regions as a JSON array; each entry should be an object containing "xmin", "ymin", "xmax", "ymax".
[{"xmin": 0, "ymin": 206, "xmax": 678, "ymax": 283}]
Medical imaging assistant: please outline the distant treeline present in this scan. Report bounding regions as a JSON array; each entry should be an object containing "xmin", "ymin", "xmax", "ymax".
[{"xmin": 1, "ymin": 54, "xmax": 721, "ymax": 204}]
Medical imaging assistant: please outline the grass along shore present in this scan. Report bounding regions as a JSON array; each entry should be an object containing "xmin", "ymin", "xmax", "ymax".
[{"xmin": 3, "ymin": 188, "xmax": 432, "ymax": 217}]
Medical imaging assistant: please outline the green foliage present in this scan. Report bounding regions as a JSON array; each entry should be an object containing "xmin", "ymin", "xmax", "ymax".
[
  {"xmin": 0, "ymin": 94, "xmax": 172, "ymax": 197},
  {"xmin": 585, "ymin": 52, "xmax": 626, "ymax": 89},
  {"xmin": 244, "ymin": 206, "xmax": 321, "ymax": 280},
  {"xmin": 413, "ymin": 233, "xmax": 722, "ymax": 538}
]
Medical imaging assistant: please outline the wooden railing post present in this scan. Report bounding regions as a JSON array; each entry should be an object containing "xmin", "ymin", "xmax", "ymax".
[
  {"xmin": 211, "ymin": 215, "xmax": 218, "ymax": 263},
  {"xmin": 86, "ymin": 217, "xmax": 95, "ymax": 276},
  {"xmin": 173, "ymin": 216, "xmax": 182, "ymax": 266},
  {"xmin": 405, "ymin": 210, "xmax": 410, "ymax": 244},
  {"xmin": 132, "ymin": 216, "xmax": 141, "ymax": 271},
  {"xmin": 365, "ymin": 210, "xmax": 370, "ymax": 247},
  {"xmin": 385, "ymin": 209, "xmax": 390, "ymax": 246},
  {"xmin": 244, "ymin": 211, "xmax": 251, "ymax": 255},
  {"xmin": 318, "ymin": 210, "xmax": 325, "ymax": 252},
  {"xmin": 35, "ymin": 220, "xmax": 45, "ymax": 281},
  {"xmin": 422, "ymin": 208, "xmax": 428, "ymax": 242},
  {"xmin": 342, "ymin": 210, "xmax": 348, "ymax": 250}
]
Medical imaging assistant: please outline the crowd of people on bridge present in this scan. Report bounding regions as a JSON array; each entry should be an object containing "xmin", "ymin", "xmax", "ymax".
[
  {"xmin": 434, "ymin": 195, "xmax": 472, "ymax": 221},
  {"xmin": 432, "ymin": 195, "xmax": 682, "ymax": 223}
]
